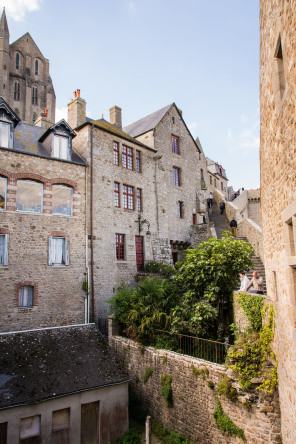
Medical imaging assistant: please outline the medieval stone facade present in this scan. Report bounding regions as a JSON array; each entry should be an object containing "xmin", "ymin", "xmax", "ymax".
[
  {"xmin": 260, "ymin": 0, "xmax": 296, "ymax": 441},
  {"xmin": 0, "ymin": 9, "xmax": 55, "ymax": 124}
]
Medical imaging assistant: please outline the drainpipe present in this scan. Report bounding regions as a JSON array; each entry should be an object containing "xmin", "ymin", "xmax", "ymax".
[
  {"xmin": 90, "ymin": 123, "xmax": 95, "ymax": 323},
  {"xmin": 153, "ymin": 155, "xmax": 162, "ymax": 235}
]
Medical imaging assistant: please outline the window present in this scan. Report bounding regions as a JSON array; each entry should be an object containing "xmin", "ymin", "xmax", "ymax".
[
  {"xmin": 172, "ymin": 136, "xmax": 180, "ymax": 154},
  {"xmin": 214, "ymin": 178, "xmax": 217, "ymax": 187},
  {"xmin": 210, "ymin": 176, "xmax": 212, "ymax": 185},
  {"xmin": 52, "ymin": 408, "xmax": 70, "ymax": 442},
  {"xmin": 200, "ymin": 169, "xmax": 204, "ymax": 180},
  {"xmin": 0, "ymin": 234, "xmax": 8, "ymax": 266},
  {"xmin": 0, "ymin": 121, "xmax": 10, "ymax": 148},
  {"xmin": 137, "ymin": 188, "xmax": 142, "ymax": 212},
  {"xmin": 32, "ymin": 113, "xmax": 37, "ymax": 124},
  {"xmin": 52, "ymin": 185, "xmax": 72, "ymax": 215},
  {"xmin": 48, "ymin": 237, "xmax": 69, "ymax": 265},
  {"xmin": 116, "ymin": 234, "xmax": 125, "ymax": 260},
  {"xmin": 275, "ymin": 35, "xmax": 286, "ymax": 101},
  {"xmin": 221, "ymin": 182, "xmax": 223, "ymax": 191},
  {"xmin": 173, "ymin": 167, "xmax": 181, "ymax": 186},
  {"xmin": 14, "ymin": 82, "xmax": 20, "ymax": 101},
  {"xmin": 192, "ymin": 214, "xmax": 196, "ymax": 225},
  {"xmin": 53, "ymin": 135, "xmax": 69, "ymax": 160},
  {"xmin": 20, "ymin": 415, "xmax": 40, "ymax": 439},
  {"xmin": 16, "ymin": 53, "xmax": 19, "ymax": 70},
  {"xmin": 123, "ymin": 185, "xmax": 134, "ymax": 210},
  {"xmin": 114, "ymin": 182, "xmax": 120, "ymax": 207},
  {"xmin": 113, "ymin": 141, "xmax": 119, "ymax": 165},
  {"xmin": 35, "ymin": 60, "xmax": 38, "ymax": 76},
  {"xmin": 122, "ymin": 145, "xmax": 133, "ymax": 170},
  {"xmin": 16, "ymin": 180, "xmax": 43, "ymax": 213},
  {"xmin": 136, "ymin": 150, "xmax": 141, "ymax": 173},
  {"xmin": 0, "ymin": 176, "xmax": 7, "ymax": 208},
  {"xmin": 178, "ymin": 201, "xmax": 184, "ymax": 219},
  {"xmin": 18, "ymin": 286, "xmax": 34, "ymax": 308},
  {"xmin": 32, "ymin": 86, "xmax": 38, "ymax": 105}
]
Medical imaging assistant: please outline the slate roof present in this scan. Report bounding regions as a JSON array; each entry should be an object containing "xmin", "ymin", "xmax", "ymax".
[
  {"xmin": 123, "ymin": 103, "xmax": 173, "ymax": 138},
  {"xmin": 7, "ymin": 121, "xmax": 87, "ymax": 166},
  {"xmin": 77, "ymin": 118, "xmax": 156, "ymax": 152},
  {"xmin": 0, "ymin": 324, "xmax": 129, "ymax": 409}
]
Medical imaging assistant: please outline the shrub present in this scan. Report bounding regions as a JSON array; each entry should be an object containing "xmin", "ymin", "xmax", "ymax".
[
  {"xmin": 216, "ymin": 376, "xmax": 238, "ymax": 401},
  {"xmin": 161, "ymin": 374, "xmax": 173, "ymax": 408},
  {"xmin": 213, "ymin": 399, "xmax": 244, "ymax": 439},
  {"xmin": 117, "ymin": 428, "xmax": 141, "ymax": 444}
]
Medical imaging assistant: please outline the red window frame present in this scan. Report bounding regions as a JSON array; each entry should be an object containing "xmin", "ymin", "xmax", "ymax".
[
  {"xmin": 173, "ymin": 167, "xmax": 181, "ymax": 186},
  {"xmin": 114, "ymin": 182, "xmax": 120, "ymax": 207},
  {"xmin": 113, "ymin": 141, "xmax": 119, "ymax": 166},
  {"xmin": 123, "ymin": 184, "xmax": 134, "ymax": 210},
  {"xmin": 172, "ymin": 136, "xmax": 180, "ymax": 154},
  {"xmin": 178, "ymin": 201, "xmax": 184, "ymax": 219},
  {"xmin": 136, "ymin": 150, "xmax": 141, "ymax": 173},
  {"xmin": 137, "ymin": 188, "xmax": 142, "ymax": 212},
  {"xmin": 122, "ymin": 145, "xmax": 133, "ymax": 170},
  {"xmin": 116, "ymin": 234, "xmax": 125, "ymax": 260}
]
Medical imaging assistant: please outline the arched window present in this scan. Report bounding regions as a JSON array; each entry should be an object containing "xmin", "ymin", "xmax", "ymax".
[
  {"xmin": 32, "ymin": 113, "xmax": 37, "ymax": 124},
  {"xmin": 35, "ymin": 59, "xmax": 38, "ymax": 76},
  {"xmin": 16, "ymin": 180, "xmax": 43, "ymax": 213},
  {"xmin": 32, "ymin": 87, "xmax": 38, "ymax": 105},
  {"xmin": 16, "ymin": 53, "xmax": 19, "ymax": 70},
  {"xmin": 52, "ymin": 185, "xmax": 73, "ymax": 216},
  {"xmin": 14, "ymin": 82, "xmax": 20, "ymax": 101}
]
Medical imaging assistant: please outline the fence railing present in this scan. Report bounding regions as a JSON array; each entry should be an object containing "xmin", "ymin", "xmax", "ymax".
[{"xmin": 121, "ymin": 326, "xmax": 230, "ymax": 364}]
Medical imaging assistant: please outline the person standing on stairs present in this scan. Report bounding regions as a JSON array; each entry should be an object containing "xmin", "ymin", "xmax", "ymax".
[
  {"xmin": 230, "ymin": 218, "xmax": 238, "ymax": 236},
  {"xmin": 246, "ymin": 271, "xmax": 264, "ymax": 294},
  {"xmin": 219, "ymin": 200, "xmax": 225, "ymax": 214}
]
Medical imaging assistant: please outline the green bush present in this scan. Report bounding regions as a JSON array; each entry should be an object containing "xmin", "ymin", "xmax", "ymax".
[
  {"xmin": 117, "ymin": 428, "xmax": 141, "ymax": 444},
  {"xmin": 213, "ymin": 399, "xmax": 244, "ymax": 439},
  {"xmin": 161, "ymin": 374, "xmax": 173, "ymax": 408},
  {"xmin": 144, "ymin": 261, "xmax": 175, "ymax": 277},
  {"xmin": 216, "ymin": 376, "xmax": 238, "ymax": 401},
  {"xmin": 152, "ymin": 420, "xmax": 193, "ymax": 444},
  {"xmin": 237, "ymin": 293, "xmax": 264, "ymax": 331}
]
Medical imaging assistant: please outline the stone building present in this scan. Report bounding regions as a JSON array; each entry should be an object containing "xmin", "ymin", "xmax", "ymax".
[
  {"xmin": 0, "ymin": 97, "xmax": 87, "ymax": 333},
  {"xmin": 68, "ymin": 95, "xmax": 207, "ymax": 320},
  {"xmin": 0, "ymin": 8, "xmax": 55, "ymax": 124},
  {"xmin": 260, "ymin": 0, "xmax": 296, "ymax": 441},
  {"xmin": 0, "ymin": 324, "xmax": 129, "ymax": 444},
  {"xmin": 206, "ymin": 157, "xmax": 228, "ymax": 198}
]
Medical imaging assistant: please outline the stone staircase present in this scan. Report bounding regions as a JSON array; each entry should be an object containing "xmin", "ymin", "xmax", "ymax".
[{"xmin": 208, "ymin": 203, "xmax": 266, "ymax": 293}]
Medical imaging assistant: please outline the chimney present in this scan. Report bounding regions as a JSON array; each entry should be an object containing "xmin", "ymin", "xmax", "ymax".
[
  {"xmin": 34, "ymin": 109, "xmax": 53, "ymax": 130},
  {"xmin": 109, "ymin": 106, "xmax": 122, "ymax": 130},
  {"xmin": 67, "ymin": 89, "xmax": 86, "ymax": 129}
]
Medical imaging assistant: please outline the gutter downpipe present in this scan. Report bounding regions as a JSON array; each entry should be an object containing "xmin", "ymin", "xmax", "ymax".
[{"xmin": 90, "ymin": 123, "xmax": 95, "ymax": 323}]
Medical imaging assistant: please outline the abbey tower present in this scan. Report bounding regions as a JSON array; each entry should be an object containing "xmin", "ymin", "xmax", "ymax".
[{"xmin": 0, "ymin": 8, "xmax": 55, "ymax": 123}]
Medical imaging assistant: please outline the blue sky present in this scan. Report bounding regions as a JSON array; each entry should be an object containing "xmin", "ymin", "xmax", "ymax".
[{"xmin": 1, "ymin": 0, "xmax": 260, "ymax": 190}]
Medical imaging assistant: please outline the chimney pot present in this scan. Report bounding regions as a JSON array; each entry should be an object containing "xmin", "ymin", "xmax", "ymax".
[
  {"xmin": 109, "ymin": 105, "xmax": 122, "ymax": 130},
  {"xmin": 43, "ymin": 109, "xmax": 48, "ymax": 118},
  {"xmin": 77, "ymin": 89, "xmax": 80, "ymax": 97}
]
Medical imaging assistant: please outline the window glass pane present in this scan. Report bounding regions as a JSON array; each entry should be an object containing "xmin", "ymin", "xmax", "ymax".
[
  {"xmin": 60, "ymin": 137, "xmax": 68, "ymax": 160},
  {"xmin": 52, "ymin": 186, "xmax": 72, "ymax": 215},
  {"xmin": 0, "ymin": 122, "xmax": 10, "ymax": 148},
  {"xmin": 0, "ymin": 177, "xmax": 7, "ymax": 209},
  {"xmin": 0, "ymin": 235, "xmax": 4, "ymax": 264},
  {"xmin": 16, "ymin": 181, "xmax": 43, "ymax": 213},
  {"xmin": 20, "ymin": 415, "xmax": 40, "ymax": 439},
  {"xmin": 18, "ymin": 286, "xmax": 33, "ymax": 307},
  {"xmin": 53, "ymin": 238, "xmax": 65, "ymax": 264}
]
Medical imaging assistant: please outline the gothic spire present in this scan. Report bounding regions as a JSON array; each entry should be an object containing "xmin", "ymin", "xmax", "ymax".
[{"xmin": 0, "ymin": 8, "xmax": 9, "ymax": 39}]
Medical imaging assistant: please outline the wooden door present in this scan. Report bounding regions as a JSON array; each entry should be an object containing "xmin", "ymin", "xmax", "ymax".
[
  {"xmin": 135, "ymin": 236, "xmax": 144, "ymax": 272},
  {"xmin": 81, "ymin": 401, "xmax": 100, "ymax": 444}
]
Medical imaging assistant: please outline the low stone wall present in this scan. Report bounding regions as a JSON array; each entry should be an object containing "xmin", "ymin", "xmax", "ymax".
[
  {"xmin": 109, "ymin": 332, "xmax": 281, "ymax": 443},
  {"xmin": 238, "ymin": 219, "xmax": 264, "ymax": 262},
  {"xmin": 190, "ymin": 223, "xmax": 210, "ymax": 247}
]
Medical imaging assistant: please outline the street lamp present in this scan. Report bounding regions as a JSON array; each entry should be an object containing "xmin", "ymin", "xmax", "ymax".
[{"xmin": 136, "ymin": 215, "xmax": 151, "ymax": 239}]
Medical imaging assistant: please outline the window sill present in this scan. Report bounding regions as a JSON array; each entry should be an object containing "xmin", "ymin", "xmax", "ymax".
[
  {"xmin": 117, "ymin": 260, "xmax": 128, "ymax": 264},
  {"xmin": 49, "ymin": 265, "xmax": 68, "ymax": 268}
]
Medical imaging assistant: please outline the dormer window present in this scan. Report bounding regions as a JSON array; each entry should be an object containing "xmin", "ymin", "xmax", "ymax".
[
  {"xmin": 0, "ymin": 121, "xmax": 10, "ymax": 148},
  {"xmin": 53, "ymin": 135, "xmax": 69, "ymax": 160}
]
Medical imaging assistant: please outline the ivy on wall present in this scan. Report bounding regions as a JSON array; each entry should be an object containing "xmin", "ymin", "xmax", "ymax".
[{"xmin": 237, "ymin": 293, "xmax": 264, "ymax": 331}]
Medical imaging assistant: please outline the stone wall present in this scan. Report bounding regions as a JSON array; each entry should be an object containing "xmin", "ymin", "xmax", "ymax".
[
  {"xmin": 233, "ymin": 291, "xmax": 271, "ymax": 334},
  {"xmin": 190, "ymin": 223, "xmax": 210, "ymax": 247},
  {"xmin": 110, "ymin": 333, "xmax": 281, "ymax": 443},
  {"xmin": 0, "ymin": 150, "xmax": 87, "ymax": 332},
  {"xmin": 260, "ymin": 1, "xmax": 296, "ymax": 441}
]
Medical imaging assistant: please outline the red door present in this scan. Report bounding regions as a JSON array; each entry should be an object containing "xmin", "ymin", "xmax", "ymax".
[{"xmin": 135, "ymin": 236, "xmax": 144, "ymax": 271}]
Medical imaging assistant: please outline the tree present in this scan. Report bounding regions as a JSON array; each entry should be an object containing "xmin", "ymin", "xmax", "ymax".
[{"xmin": 174, "ymin": 232, "xmax": 254, "ymax": 338}]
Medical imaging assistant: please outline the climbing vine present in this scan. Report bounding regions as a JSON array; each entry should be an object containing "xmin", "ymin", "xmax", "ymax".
[
  {"xmin": 237, "ymin": 293, "xmax": 264, "ymax": 331},
  {"xmin": 161, "ymin": 374, "xmax": 173, "ymax": 408},
  {"xmin": 143, "ymin": 367, "xmax": 153, "ymax": 383},
  {"xmin": 213, "ymin": 398, "xmax": 244, "ymax": 439},
  {"xmin": 227, "ymin": 304, "xmax": 278, "ymax": 393}
]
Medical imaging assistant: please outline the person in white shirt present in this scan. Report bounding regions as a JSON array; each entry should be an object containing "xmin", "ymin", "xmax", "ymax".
[{"xmin": 239, "ymin": 272, "xmax": 250, "ymax": 291}]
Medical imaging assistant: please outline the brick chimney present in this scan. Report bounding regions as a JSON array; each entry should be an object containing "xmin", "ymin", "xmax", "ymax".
[
  {"xmin": 67, "ymin": 89, "xmax": 86, "ymax": 129},
  {"xmin": 34, "ymin": 109, "xmax": 53, "ymax": 129},
  {"xmin": 109, "ymin": 106, "xmax": 122, "ymax": 130}
]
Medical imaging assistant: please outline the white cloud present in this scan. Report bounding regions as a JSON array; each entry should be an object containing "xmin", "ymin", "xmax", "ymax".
[
  {"xmin": 128, "ymin": 1, "xmax": 135, "ymax": 10},
  {"xmin": 227, "ymin": 109, "xmax": 260, "ymax": 155},
  {"xmin": 0, "ymin": 0, "xmax": 42, "ymax": 21}
]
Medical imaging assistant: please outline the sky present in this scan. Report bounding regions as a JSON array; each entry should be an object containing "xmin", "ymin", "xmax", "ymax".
[{"xmin": 1, "ymin": 0, "xmax": 260, "ymax": 190}]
